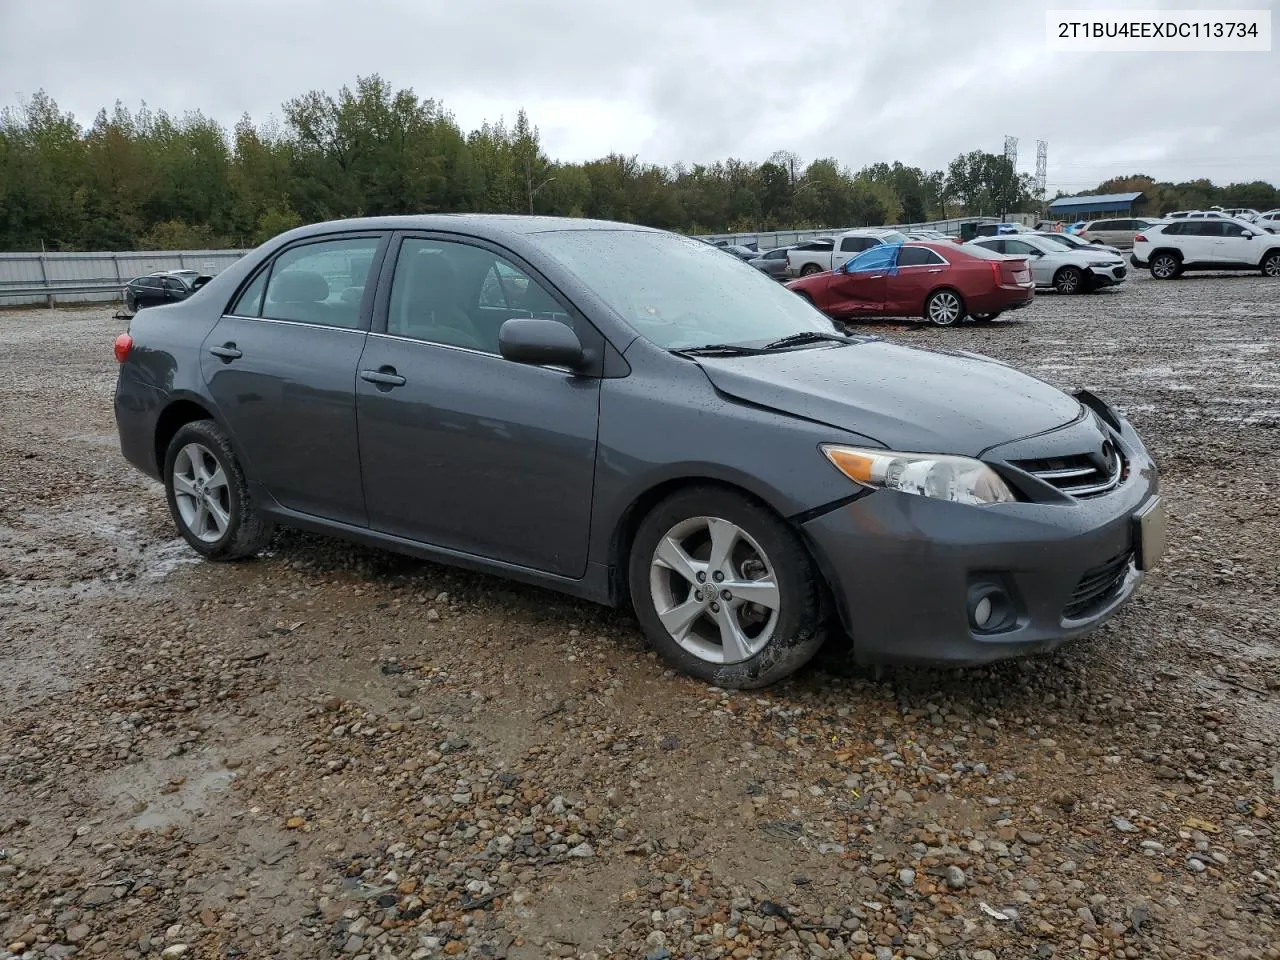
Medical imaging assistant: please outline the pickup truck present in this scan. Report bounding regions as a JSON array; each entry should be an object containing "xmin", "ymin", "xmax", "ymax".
[{"xmin": 784, "ymin": 228, "xmax": 909, "ymax": 277}]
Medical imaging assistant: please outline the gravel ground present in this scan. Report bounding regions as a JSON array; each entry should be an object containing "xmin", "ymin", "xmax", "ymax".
[{"xmin": 1, "ymin": 270, "xmax": 1278, "ymax": 960}]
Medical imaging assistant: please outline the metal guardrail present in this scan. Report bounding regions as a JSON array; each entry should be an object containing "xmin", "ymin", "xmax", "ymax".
[
  {"xmin": 0, "ymin": 281, "xmax": 128, "ymax": 305},
  {"xmin": 0, "ymin": 249, "xmax": 247, "ymax": 307}
]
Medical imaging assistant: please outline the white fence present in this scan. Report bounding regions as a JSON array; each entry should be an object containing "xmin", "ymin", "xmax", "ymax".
[{"xmin": 0, "ymin": 250, "xmax": 249, "ymax": 307}]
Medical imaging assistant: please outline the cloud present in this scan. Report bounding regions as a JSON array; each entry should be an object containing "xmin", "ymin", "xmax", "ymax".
[{"xmin": 1, "ymin": 0, "xmax": 1276, "ymax": 192}]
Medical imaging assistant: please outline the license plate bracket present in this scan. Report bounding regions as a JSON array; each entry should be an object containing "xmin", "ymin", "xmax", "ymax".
[{"xmin": 1133, "ymin": 496, "xmax": 1166, "ymax": 571}]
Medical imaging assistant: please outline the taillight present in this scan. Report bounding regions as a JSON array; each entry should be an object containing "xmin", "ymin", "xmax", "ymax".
[
  {"xmin": 114, "ymin": 332, "xmax": 133, "ymax": 363},
  {"xmin": 1134, "ymin": 233, "xmax": 1147, "ymax": 243},
  {"xmin": 991, "ymin": 262, "xmax": 1002, "ymax": 284}
]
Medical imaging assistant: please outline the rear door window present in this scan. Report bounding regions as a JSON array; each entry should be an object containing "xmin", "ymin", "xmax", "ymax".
[
  {"xmin": 258, "ymin": 236, "xmax": 383, "ymax": 329},
  {"xmin": 898, "ymin": 246, "xmax": 945, "ymax": 266}
]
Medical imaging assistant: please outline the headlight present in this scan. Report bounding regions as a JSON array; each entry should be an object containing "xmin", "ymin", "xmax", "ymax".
[{"xmin": 821, "ymin": 444, "xmax": 1016, "ymax": 506}]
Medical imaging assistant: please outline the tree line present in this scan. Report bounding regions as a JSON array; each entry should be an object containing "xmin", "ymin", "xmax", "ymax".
[{"xmin": 1, "ymin": 74, "xmax": 1275, "ymax": 252}]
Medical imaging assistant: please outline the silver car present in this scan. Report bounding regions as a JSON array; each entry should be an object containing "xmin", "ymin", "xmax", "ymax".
[
  {"xmin": 969, "ymin": 234, "xmax": 1129, "ymax": 294},
  {"xmin": 747, "ymin": 246, "xmax": 794, "ymax": 280}
]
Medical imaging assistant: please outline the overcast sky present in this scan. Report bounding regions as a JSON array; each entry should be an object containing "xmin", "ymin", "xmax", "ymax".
[{"xmin": 1, "ymin": 0, "xmax": 1276, "ymax": 193}]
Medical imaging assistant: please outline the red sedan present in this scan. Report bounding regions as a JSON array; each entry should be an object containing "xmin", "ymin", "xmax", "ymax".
[{"xmin": 785, "ymin": 241, "xmax": 1034, "ymax": 326}]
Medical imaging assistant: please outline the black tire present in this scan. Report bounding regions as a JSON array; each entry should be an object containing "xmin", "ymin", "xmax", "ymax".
[
  {"xmin": 924, "ymin": 289, "xmax": 967, "ymax": 326},
  {"xmin": 971, "ymin": 311, "xmax": 1003, "ymax": 322},
  {"xmin": 1149, "ymin": 252, "xmax": 1181, "ymax": 280},
  {"xmin": 1054, "ymin": 266, "xmax": 1085, "ymax": 294},
  {"xmin": 163, "ymin": 419, "xmax": 272, "ymax": 561},
  {"xmin": 627, "ymin": 487, "xmax": 827, "ymax": 689},
  {"xmin": 1261, "ymin": 250, "xmax": 1280, "ymax": 278},
  {"xmin": 800, "ymin": 263, "xmax": 823, "ymax": 276}
]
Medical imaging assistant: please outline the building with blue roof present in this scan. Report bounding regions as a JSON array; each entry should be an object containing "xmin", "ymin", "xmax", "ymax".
[{"xmin": 1046, "ymin": 191, "xmax": 1146, "ymax": 221}]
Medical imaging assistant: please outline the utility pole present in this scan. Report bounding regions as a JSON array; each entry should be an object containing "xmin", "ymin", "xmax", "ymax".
[{"xmin": 1035, "ymin": 140, "xmax": 1049, "ymax": 216}]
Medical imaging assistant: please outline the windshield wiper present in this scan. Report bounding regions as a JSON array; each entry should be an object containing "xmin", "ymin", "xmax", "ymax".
[
  {"xmin": 672, "ymin": 343, "xmax": 769, "ymax": 356},
  {"xmin": 759, "ymin": 331, "xmax": 853, "ymax": 350}
]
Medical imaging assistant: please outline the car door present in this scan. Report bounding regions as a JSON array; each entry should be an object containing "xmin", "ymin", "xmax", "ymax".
[
  {"xmin": 199, "ymin": 233, "xmax": 387, "ymax": 527},
  {"xmin": 832, "ymin": 236, "xmax": 872, "ymax": 271},
  {"xmin": 890, "ymin": 245, "xmax": 949, "ymax": 314},
  {"xmin": 161, "ymin": 276, "xmax": 187, "ymax": 303},
  {"xmin": 354, "ymin": 234, "xmax": 601, "ymax": 578},
  {"xmin": 1175, "ymin": 221, "xmax": 1217, "ymax": 264},
  {"xmin": 823, "ymin": 243, "xmax": 895, "ymax": 316},
  {"xmin": 1210, "ymin": 220, "xmax": 1256, "ymax": 265},
  {"xmin": 135, "ymin": 277, "xmax": 164, "ymax": 308}
]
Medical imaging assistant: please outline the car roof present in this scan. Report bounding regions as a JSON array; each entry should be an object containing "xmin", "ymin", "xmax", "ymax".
[
  {"xmin": 276, "ymin": 214, "xmax": 665, "ymax": 243},
  {"xmin": 839, "ymin": 227, "xmax": 905, "ymax": 237}
]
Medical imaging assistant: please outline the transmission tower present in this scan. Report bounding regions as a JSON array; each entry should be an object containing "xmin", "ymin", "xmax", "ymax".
[
  {"xmin": 1003, "ymin": 135, "xmax": 1018, "ymax": 168},
  {"xmin": 1035, "ymin": 140, "xmax": 1048, "ymax": 209},
  {"xmin": 1002, "ymin": 136, "xmax": 1019, "ymax": 219}
]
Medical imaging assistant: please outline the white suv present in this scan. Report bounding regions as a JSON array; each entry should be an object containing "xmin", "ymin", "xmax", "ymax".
[{"xmin": 1132, "ymin": 218, "xmax": 1280, "ymax": 279}]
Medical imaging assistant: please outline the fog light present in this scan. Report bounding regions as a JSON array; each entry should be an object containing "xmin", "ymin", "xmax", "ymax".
[{"xmin": 967, "ymin": 581, "xmax": 1015, "ymax": 633}]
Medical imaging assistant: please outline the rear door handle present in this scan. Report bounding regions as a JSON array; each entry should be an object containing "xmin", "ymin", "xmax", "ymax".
[
  {"xmin": 209, "ymin": 343, "xmax": 242, "ymax": 361},
  {"xmin": 927, "ymin": 268, "xmax": 944, "ymax": 273},
  {"xmin": 360, "ymin": 366, "xmax": 407, "ymax": 388}
]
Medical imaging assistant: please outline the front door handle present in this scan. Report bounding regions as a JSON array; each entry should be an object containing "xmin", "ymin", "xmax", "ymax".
[
  {"xmin": 360, "ymin": 366, "xmax": 407, "ymax": 388},
  {"xmin": 209, "ymin": 343, "xmax": 242, "ymax": 361},
  {"xmin": 927, "ymin": 268, "xmax": 944, "ymax": 273}
]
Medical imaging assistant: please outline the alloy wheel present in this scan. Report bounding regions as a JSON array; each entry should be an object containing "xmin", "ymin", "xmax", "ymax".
[
  {"xmin": 927, "ymin": 291, "xmax": 962, "ymax": 326},
  {"xmin": 1264, "ymin": 253, "xmax": 1280, "ymax": 277},
  {"xmin": 171, "ymin": 442, "xmax": 231, "ymax": 543},
  {"xmin": 1055, "ymin": 268, "xmax": 1082, "ymax": 294},
  {"xmin": 648, "ymin": 516, "xmax": 780, "ymax": 665},
  {"xmin": 1152, "ymin": 256, "xmax": 1177, "ymax": 279}
]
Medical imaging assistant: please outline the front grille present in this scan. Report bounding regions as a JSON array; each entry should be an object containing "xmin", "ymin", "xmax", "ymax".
[
  {"xmin": 1064, "ymin": 550, "xmax": 1133, "ymax": 620},
  {"xmin": 1115, "ymin": 266, "xmax": 1128, "ymax": 278},
  {"xmin": 1012, "ymin": 443, "xmax": 1124, "ymax": 498}
]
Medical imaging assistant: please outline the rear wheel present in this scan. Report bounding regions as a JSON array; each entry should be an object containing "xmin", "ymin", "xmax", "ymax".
[
  {"xmin": 1150, "ymin": 253, "xmax": 1181, "ymax": 279},
  {"xmin": 628, "ymin": 487, "xmax": 827, "ymax": 689},
  {"xmin": 1054, "ymin": 266, "xmax": 1085, "ymax": 294},
  {"xmin": 163, "ymin": 420, "xmax": 273, "ymax": 561},
  {"xmin": 800, "ymin": 263, "xmax": 823, "ymax": 276},
  {"xmin": 924, "ymin": 289, "xmax": 966, "ymax": 326},
  {"xmin": 1261, "ymin": 251, "xmax": 1280, "ymax": 277}
]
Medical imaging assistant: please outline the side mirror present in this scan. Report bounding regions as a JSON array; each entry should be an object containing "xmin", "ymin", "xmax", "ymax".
[{"xmin": 499, "ymin": 317, "xmax": 586, "ymax": 370}]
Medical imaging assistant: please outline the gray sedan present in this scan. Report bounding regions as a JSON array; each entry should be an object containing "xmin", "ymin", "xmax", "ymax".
[
  {"xmin": 747, "ymin": 246, "xmax": 794, "ymax": 279},
  {"xmin": 970, "ymin": 234, "xmax": 1129, "ymax": 293},
  {"xmin": 113, "ymin": 215, "xmax": 1163, "ymax": 688}
]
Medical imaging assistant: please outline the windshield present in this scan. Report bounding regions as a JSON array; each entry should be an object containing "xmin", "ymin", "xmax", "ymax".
[
  {"xmin": 534, "ymin": 229, "xmax": 840, "ymax": 349},
  {"xmin": 1038, "ymin": 234, "xmax": 1078, "ymax": 250}
]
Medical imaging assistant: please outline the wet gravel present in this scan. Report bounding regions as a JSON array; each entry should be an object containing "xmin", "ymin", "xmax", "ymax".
[{"xmin": 1, "ymin": 270, "xmax": 1278, "ymax": 960}]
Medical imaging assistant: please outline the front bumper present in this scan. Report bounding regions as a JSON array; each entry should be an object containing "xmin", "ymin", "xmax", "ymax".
[
  {"xmin": 800, "ymin": 421, "xmax": 1159, "ymax": 666},
  {"xmin": 1087, "ymin": 264, "xmax": 1129, "ymax": 287}
]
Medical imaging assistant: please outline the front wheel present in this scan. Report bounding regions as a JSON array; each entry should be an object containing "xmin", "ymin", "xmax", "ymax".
[
  {"xmin": 1262, "ymin": 251, "xmax": 1280, "ymax": 277},
  {"xmin": 628, "ymin": 487, "xmax": 827, "ymax": 689},
  {"xmin": 163, "ymin": 419, "xmax": 273, "ymax": 561},
  {"xmin": 924, "ymin": 289, "xmax": 966, "ymax": 326},
  {"xmin": 1054, "ymin": 266, "xmax": 1085, "ymax": 294}
]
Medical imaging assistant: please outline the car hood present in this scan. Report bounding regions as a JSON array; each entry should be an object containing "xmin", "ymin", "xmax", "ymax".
[{"xmin": 694, "ymin": 339, "xmax": 1083, "ymax": 456}]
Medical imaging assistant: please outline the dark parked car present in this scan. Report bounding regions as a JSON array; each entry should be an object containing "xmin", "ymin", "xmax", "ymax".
[
  {"xmin": 125, "ymin": 269, "xmax": 212, "ymax": 312},
  {"xmin": 719, "ymin": 244, "xmax": 759, "ymax": 262},
  {"xmin": 785, "ymin": 241, "xmax": 1035, "ymax": 325},
  {"xmin": 113, "ymin": 215, "xmax": 1165, "ymax": 689},
  {"xmin": 747, "ymin": 246, "xmax": 794, "ymax": 280}
]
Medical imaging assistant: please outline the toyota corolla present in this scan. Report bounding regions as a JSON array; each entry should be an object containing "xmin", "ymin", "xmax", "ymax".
[{"xmin": 113, "ymin": 215, "xmax": 1165, "ymax": 689}]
